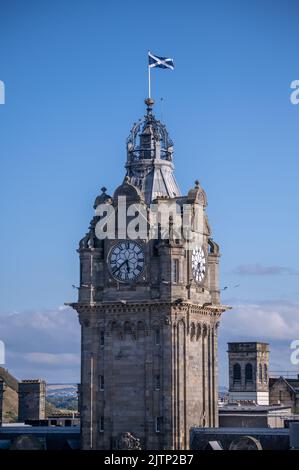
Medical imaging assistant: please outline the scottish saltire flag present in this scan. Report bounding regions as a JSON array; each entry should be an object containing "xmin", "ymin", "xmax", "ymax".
[{"xmin": 148, "ymin": 52, "xmax": 174, "ymax": 70}]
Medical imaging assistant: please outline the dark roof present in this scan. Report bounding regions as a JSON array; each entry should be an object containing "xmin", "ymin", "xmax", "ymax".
[
  {"xmin": 191, "ymin": 427, "xmax": 289, "ymax": 435},
  {"xmin": 0, "ymin": 425, "xmax": 79, "ymax": 436},
  {"xmin": 269, "ymin": 376, "xmax": 299, "ymax": 393},
  {"xmin": 219, "ymin": 404, "xmax": 291, "ymax": 413},
  {"xmin": 0, "ymin": 426, "xmax": 80, "ymax": 451}
]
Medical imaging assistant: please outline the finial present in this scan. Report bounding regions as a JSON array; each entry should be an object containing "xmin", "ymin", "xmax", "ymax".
[
  {"xmin": 145, "ymin": 98, "xmax": 154, "ymax": 107},
  {"xmin": 145, "ymin": 98, "xmax": 154, "ymax": 115},
  {"xmin": 101, "ymin": 186, "xmax": 107, "ymax": 193},
  {"xmin": 195, "ymin": 180, "xmax": 200, "ymax": 188}
]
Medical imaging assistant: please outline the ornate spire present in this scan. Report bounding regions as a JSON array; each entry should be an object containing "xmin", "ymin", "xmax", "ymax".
[{"xmin": 125, "ymin": 99, "xmax": 181, "ymax": 205}]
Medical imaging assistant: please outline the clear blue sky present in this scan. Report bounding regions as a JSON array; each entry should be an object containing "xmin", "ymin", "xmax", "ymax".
[{"xmin": 0, "ymin": 0, "xmax": 299, "ymax": 383}]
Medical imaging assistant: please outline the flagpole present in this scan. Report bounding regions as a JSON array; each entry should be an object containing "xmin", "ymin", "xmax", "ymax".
[{"xmin": 148, "ymin": 63, "xmax": 151, "ymax": 99}]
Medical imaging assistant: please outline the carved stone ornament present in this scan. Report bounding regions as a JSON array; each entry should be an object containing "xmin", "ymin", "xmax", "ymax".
[{"xmin": 116, "ymin": 432, "xmax": 142, "ymax": 450}]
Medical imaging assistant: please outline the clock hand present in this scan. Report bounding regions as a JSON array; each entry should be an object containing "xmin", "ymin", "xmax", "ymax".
[
  {"xmin": 112, "ymin": 260, "xmax": 127, "ymax": 274},
  {"xmin": 126, "ymin": 259, "xmax": 130, "ymax": 273}
]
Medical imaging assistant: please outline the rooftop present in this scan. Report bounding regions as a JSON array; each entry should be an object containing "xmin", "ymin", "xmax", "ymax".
[
  {"xmin": 0, "ymin": 425, "xmax": 79, "ymax": 435},
  {"xmin": 220, "ymin": 404, "xmax": 291, "ymax": 412},
  {"xmin": 191, "ymin": 427, "xmax": 289, "ymax": 435},
  {"xmin": 227, "ymin": 342, "xmax": 269, "ymax": 353}
]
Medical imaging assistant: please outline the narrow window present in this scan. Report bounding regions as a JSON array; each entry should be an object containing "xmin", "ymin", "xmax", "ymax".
[
  {"xmin": 155, "ymin": 329, "xmax": 161, "ymax": 346},
  {"xmin": 155, "ymin": 416, "xmax": 163, "ymax": 433},
  {"xmin": 100, "ymin": 375, "xmax": 104, "ymax": 391},
  {"xmin": 80, "ymin": 262, "xmax": 83, "ymax": 285},
  {"xmin": 172, "ymin": 259, "xmax": 179, "ymax": 283},
  {"xmin": 245, "ymin": 363, "xmax": 253, "ymax": 383},
  {"xmin": 100, "ymin": 416, "xmax": 104, "ymax": 432},
  {"xmin": 155, "ymin": 375, "xmax": 160, "ymax": 391},
  {"xmin": 100, "ymin": 331, "xmax": 104, "ymax": 347},
  {"xmin": 233, "ymin": 363, "xmax": 241, "ymax": 384}
]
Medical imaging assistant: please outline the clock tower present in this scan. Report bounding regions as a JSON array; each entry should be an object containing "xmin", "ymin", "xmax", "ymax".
[{"xmin": 70, "ymin": 98, "xmax": 229, "ymax": 450}]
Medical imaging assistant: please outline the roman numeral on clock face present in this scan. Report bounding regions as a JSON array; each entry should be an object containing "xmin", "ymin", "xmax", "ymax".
[{"xmin": 108, "ymin": 241, "xmax": 145, "ymax": 282}]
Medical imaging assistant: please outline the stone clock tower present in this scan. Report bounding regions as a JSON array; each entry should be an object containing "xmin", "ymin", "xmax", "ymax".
[{"xmin": 70, "ymin": 98, "xmax": 229, "ymax": 450}]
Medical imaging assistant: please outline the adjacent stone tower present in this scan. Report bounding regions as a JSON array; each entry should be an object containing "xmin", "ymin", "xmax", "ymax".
[
  {"xmin": 228, "ymin": 342, "xmax": 269, "ymax": 405},
  {"xmin": 70, "ymin": 98, "xmax": 229, "ymax": 450},
  {"xmin": 18, "ymin": 379, "xmax": 46, "ymax": 422}
]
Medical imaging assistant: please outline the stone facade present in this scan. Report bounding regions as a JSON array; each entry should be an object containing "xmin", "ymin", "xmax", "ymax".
[
  {"xmin": 71, "ymin": 98, "xmax": 229, "ymax": 449},
  {"xmin": 269, "ymin": 376, "xmax": 299, "ymax": 413},
  {"xmin": 219, "ymin": 404, "xmax": 292, "ymax": 428},
  {"xmin": 18, "ymin": 380, "xmax": 46, "ymax": 422},
  {"xmin": 228, "ymin": 342, "xmax": 269, "ymax": 405}
]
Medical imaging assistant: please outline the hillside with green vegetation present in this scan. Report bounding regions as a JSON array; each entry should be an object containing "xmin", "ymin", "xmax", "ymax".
[{"xmin": 46, "ymin": 396, "xmax": 78, "ymax": 413}]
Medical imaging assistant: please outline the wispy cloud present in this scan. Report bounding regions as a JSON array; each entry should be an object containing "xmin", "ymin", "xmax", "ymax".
[
  {"xmin": 220, "ymin": 300, "xmax": 299, "ymax": 340},
  {"xmin": 0, "ymin": 307, "xmax": 80, "ymax": 382},
  {"xmin": 232, "ymin": 263, "xmax": 299, "ymax": 276},
  {"xmin": 10, "ymin": 352, "xmax": 80, "ymax": 367},
  {"xmin": 218, "ymin": 300, "xmax": 299, "ymax": 385},
  {"xmin": 1, "ymin": 303, "xmax": 298, "ymax": 386}
]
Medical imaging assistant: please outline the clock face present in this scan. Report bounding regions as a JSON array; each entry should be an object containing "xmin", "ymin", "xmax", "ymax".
[
  {"xmin": 108, "ymin": 241, "xmax": 145, "ymax": 282},
  {"xmin": 192, "ymin": 246, "xmax": 206, "ymax": 283}
]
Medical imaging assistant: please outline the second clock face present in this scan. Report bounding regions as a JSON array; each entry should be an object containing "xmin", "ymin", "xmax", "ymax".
[
  {"xmin": 108, "ymin": 241, "xmax": 145, "ymax": 282},
  {"xmin": 192, "ymin": 246, "xmax": 206, "ymax": 283}
]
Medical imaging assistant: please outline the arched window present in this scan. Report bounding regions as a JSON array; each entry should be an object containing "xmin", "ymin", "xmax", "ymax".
[
  {"xmin": 154, "ymin": 328, "xmax": 161, "ymax": 346},
  {"xmin": 264, "ymin": 364, "xmax": 268, "ymax": 383},
  {"xmin": 245, "ymin": 363, "xmax": 253, "ymax": 382},
  {"xmin": 259, "ymin": 363, "xmax": 263, "ymax": 382},
  {"xmin": 233, "ymin": 363, "xmax": 241, "ymax": 383},
  {"xmin": 190, "ymin": 323, "xmax": 196, "ymax": 341},
  {"xmin": 137, "ymin": 321, "xmax": 145, "ymax": 339},
  {"xmin": 124, "ymin": 321, "xmax": 132, "ymax": 339}
]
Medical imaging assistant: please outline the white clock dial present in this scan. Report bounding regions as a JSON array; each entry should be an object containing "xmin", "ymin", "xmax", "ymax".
[
  {"xmin": 192, "ymin": 246, "xmax": 206, "ymax": 283},
  {"xmin": 108, "ymin": 241, "xmax": 145, "ymax": 282}
]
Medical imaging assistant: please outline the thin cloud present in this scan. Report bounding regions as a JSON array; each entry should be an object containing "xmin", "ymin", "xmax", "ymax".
[
  {"xmin": 220, "ymin": 301, "xmax": 299, "ymax": 340},
  {"xmin": 233, "ymin": 263, "xmax": 299, "ymax": 276},
  {"xmin": 218, "ymin": 300, "xmax": 299, "ymax": 386},
  {"xmin": 1, "ymin": 303, "xmax": 298, "ymax": 386},
  {"xmin": 10, "ymin": 352, "xmax": 80, "ymax": 367},
  {"xmin": 0, "ymin": 307, "xmax": 80, "ymax": 382}
]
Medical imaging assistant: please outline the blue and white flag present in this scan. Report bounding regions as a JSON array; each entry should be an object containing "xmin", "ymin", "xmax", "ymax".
[{"xmin": 148, "ymin": 52, "xmax": 174, "ymax": 70}]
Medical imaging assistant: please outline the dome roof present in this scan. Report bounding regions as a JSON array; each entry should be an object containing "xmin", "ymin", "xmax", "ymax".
[
  {"xmin": 187, "ymin": 180, "xmax": 207, "ymax": 206},
  {"xmin": 113, "ymin": 176, "xmax": 143, "ymax": 202},
  {"xmin": 125, "ymin": 99, "xmax": 181, "ymax": 205},
  {"xmin": 93, "ymin": 187, "xmax": 112, "ymax": 209}
]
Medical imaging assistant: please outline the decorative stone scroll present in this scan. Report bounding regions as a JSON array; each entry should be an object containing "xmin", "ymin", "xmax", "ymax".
[{"xmin": 116, "ymin": 432, "xmax": 142, "ymax": 450}]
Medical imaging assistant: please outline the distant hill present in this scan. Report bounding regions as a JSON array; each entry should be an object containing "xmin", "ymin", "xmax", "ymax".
[
  {"xmin": 46, "ymin": 383, "xmax": 78, "ymax": 398},
  {"xmin": 46, "ymin": 384, "xmax": 78, "ymax": 413}
]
